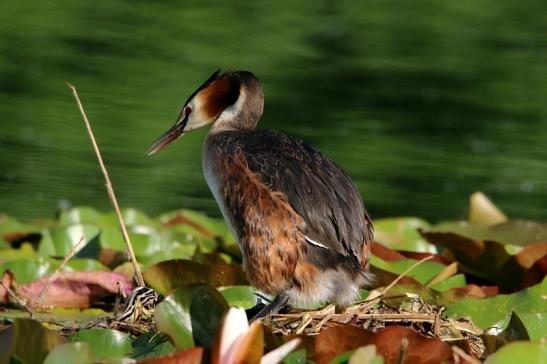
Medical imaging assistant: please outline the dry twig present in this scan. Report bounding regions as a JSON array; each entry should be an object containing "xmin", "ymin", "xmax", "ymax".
[
  {"xmin": 0, "ymin": 279, "xmax": 32, "ymax": 316},
  {"xmin": 67, "ymin": 84, "xmax": 145, "ymax": 287}
]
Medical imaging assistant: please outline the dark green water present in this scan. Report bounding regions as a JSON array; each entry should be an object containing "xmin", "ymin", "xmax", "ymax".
[{"xmin": 1, "ymin": 0, "xmax": 546, "ymax": 222}]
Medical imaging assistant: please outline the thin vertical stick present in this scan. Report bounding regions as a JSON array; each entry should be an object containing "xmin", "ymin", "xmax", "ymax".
[{"xmin": 67, "ymin": 83, "xmax": 145, "ymax": 287}]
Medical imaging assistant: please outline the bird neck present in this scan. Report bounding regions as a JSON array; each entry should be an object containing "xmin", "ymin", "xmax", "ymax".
[{"xmin": 209, "ymin": 81, "xmax": 264, "ymax": 133}]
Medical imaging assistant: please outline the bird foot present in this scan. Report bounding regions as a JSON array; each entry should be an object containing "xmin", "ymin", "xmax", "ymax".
[{"xmin": 247, "ymin": 294, "xmax": 290, "ymax": 323}]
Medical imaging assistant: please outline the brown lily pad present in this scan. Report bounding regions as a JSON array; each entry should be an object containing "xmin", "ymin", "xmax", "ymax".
[
  {"xmin": 420, "ymin": 221, "xmax": 547, "ymax": 290},
  {"xmin": 143, "ymin": 259, "xmax": 247, "ymax": 294},
  {"xmin": 312, "ymin": 325, "xmax": 453, "ymax": 364}
]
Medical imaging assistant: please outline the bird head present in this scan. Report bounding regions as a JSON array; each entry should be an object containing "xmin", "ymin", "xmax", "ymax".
[{"xmin": 146, "ymin": 70, "xmax": 263, "ymax": 155}]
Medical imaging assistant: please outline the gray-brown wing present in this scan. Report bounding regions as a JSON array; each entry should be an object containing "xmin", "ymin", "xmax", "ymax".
[{"xmin": 228, "ymin": 129, "xmax": 373, "ymax": 267}]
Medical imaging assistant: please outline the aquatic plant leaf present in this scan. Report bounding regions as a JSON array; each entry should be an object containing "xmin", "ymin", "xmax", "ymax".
[
  {"xmin": 0, "ymin": 318, "xmax": 66, "ymax": 364},
  {"xmin": 69, "ymin": 329, "xmax": 133, "ymax": 359},
  {"xmin": 0, "ymin": 256, "xmax": 57, "ymax": 284},
  {"xmin": 313, "ymin": 325, "xmax": 452, "ymax": 364},
  {"xmin": 421, "ymin": 222, "xmax": 547, "ymax": 290},
  {"xmin": 370, "ymin": 255, "xmax": 445, "ymax": 284},
  {"xmin": 468, "ymin": 192, "xmax": 508, "ymax": 225},
  {"xmin": 137, "ymin": 347, "xmax": 204, "ymax": 364},
  {"xmin": 445, "ymin": 277, "xmax": 546, "ymax": 333},
  {"xmin": 218, "ymin": 285, "xmax": 257, "ymax": 309},
  {"xmin": 155, "ymin": 284, "xmax": 228, "ymax": 350},
  {"xmin": 39, "ymin": 224, "xmax": 100, "ymax": 257},
  {"xmin": 484, "ymin": 341, "xmax": 547, "ymax": 363},
  {"xmin": 131, "ymin": 332, "xmax": 176, "ymax": 360},
  {"xmin": 143, "ymin": 259, "xmax": 247, "ymax": 294},
  {"xmin": 58, "ymin": 206, "xmax": 102, "ymax": 226},
  {"xmin": 43, "ymin": 342, "xmax": 95, "ymax": 364},
  {"xmin": 373, "ymin": 217, "xmax": 435, "ymax": 253},
  {"xmin": 0, "ymin": 270, "xmax": 133, "ymax": 308}
]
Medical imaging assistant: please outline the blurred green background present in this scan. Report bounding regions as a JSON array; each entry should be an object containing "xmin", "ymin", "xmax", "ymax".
[{"xmin": 1, "ymin": 0, "xmax": 546, "ymax": 222}]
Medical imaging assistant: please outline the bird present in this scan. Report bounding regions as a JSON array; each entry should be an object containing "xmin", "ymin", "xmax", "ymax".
[{"xmin": 147, "ymin": 70, "xmax": 374, "ymax": 320}]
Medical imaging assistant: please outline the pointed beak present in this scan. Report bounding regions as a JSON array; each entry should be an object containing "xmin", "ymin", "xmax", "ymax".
[{"xmin": 146, "ymin": 116, "xmax": 187, "ymax": 156}]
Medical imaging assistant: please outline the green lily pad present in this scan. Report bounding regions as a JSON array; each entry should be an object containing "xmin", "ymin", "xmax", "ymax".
[
  {"xmin": 0, "ymin": 318, "xmax": 66, "ymax": 364},
  {"xmin": 516, "ymin": 313, "xmax": 547, "ymax": 340},
  {"xmin": 430, "ymin": 274, "xmax": 466, "ymax": 292},
  {"xmin": 44, "ymin": 341, "xmax": 135, "ymax": 364},
  {"xmin": 65, "ymin": 258, "xmax": 109, "ymax": 272},
  {"xmin": 139, "ymin": 243, "xmax": 196, "ymax": 270},
  {"xmin": 99, "ymin": 226, "xmax": 127, "ymax": 251},
  {"xmin": 43, "ymin": 342, "xmax": 94, "ymax": 364},
  {"xmin": 143, "ymin": 259, "xmax": 247, "ymax": 294},
  {"xmin": 0, "ymin": 243, "xmax": 36, "ymax": 264},
  {"xmin": 484, "ymin": 341, "xmax": 547, "ymax": 363},
  {"xmin": 0, "ymin": 256, "xmax": 58, "ymax": 284},
  {"xmin": 58, "ymin": 206, "xmax": 102, "ymax": 226},
  {"xmin": 373, "ymin": 217, "xmax": 435, "ymax": 253},
  {"xmin": 445, "ymin": 277, "xmax": 547, "ymax": 334},
  {"xmin": 426, "ymin": 220, "xmax": 547, "ymax": 248},
  {"xmin": 496, "ymin": 312, "xmax": 530, "ymax": 342},
  {"xmin": 154, "ymin": 284, "xmax": 229, "ymax": 350},
  {"xmin": 0, "ymin": 308, "xmax": 106, "ymax": 323},
  {"xmin": 0, "ymin": 239, "xmax": 8, "ymax": 249},
  {"xmin": 159, "ymin": 209, "xmax": 234, "ymax": 245},
  {"xmin": 68, "ymin": 329, "xmax": 132, "ymax": 359},
  {"xmin": 219, "ymin": 286, "xmax": 257, "ymax": 309},
  {"xmin": 283, "ymin": 349, "xmax": 307, "ymax": 364},
  {"xmin": 99, "ymin": 208, "xmax": 154, "ymax": 228},
  {"xmin": 0, "ymin": 215, "xmax": 40, "ymax": 242},
  {"xmin": 39, "ymin": 224, "xmax": 100, "ymax": 257},
  {"xmin": 370, "ymin": 255, "xmax": 445, "ymax": 284},
  {"xmin": 131, "ymin": 332, "xmax": 176, "ymax": 360}
]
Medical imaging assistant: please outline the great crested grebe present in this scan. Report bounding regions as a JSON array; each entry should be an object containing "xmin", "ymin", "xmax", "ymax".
[{"xmin": 147, "ymin": 70, "xmax": 373, "ymax": 320}]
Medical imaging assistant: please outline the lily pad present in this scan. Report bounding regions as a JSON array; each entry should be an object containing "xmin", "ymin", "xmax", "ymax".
[
  {"xmin": 159, "ymin": 209, "xmax": 234, "ymax": 245},
  {"xmin": 0, "ymin": 256, "xmax": 59, "ymax": 284},
  {"xmin": 484, "ymin": 341, "xmax": 547, "ymax": 363},
  {"xmin": 132, "ymin": 332, "xmax": 176, "ymax": 360},
  {"xmin": 58, "ymin": 206, "xmax": 102, "ymax": 226},
  {"xmin": 0, "ymin": 318, "xmax": 66, "ymax": 364},
  {"xmin": 43, "ymin": 342, "xmax": 95, "ymax": 364},
  {"xmin": 370, "ymin": 255, "xmax": 445, "ymax": 284},
  {"xmin": 0, "ymin": 243, "xmax": 36, "ymax": 264},
  {"xmin": 154, "ymin": 284, "xmax": 228, "ymax": 350},
  {"xmin": 429, "ymin": 274, "xmax": 466, "ymax": 292},
  {"xmin": 219, "ymin": 286, "xmax": 257, "ymax": 309},
  {"xmin": 69, "ymin": 329, "xmax": 133, "ymax": 359},
  {"xmin": 143, "ymin": 259, "xmax": 247, "ymax": 294},
  {"xmin": 137, "ymin": 347, "xmax": 203, "ymax": 364},
  {"xmin": 65, "ymin": 258, "xmax": 109, "ymax": 272},
  {"xmin": 373, "ymin": 217, "xmax": 435, "ymax": 253},
  {"xmin": 39, "ymin": 224, "xmax": 100, "ymax": 257},
  {"xmin": 0, "ymin": 214, "xmax": 41, "ymax": 244},
  {"xmin": 445, "ymin": 277, "xmax": 547, "ymax": 334},
  {"xmin": 421, "ymin": 221, "xmax": 547, "ymax": 289},
  {"xmin": 468, "ymin": 192, "xmax": 508, "ymax": 225},
  {"xmin": 99, "ymin": 208, "xmax": 155, "ymax": 229},
  {"xmin": 425, "ymin": 220, "xmax": 547, "ymax": 247}
]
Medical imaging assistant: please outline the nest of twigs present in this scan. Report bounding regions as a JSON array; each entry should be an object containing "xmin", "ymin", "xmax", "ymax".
[{"xmin": 263, "ymin": 292, "xmax": 486, "ymax": 358}]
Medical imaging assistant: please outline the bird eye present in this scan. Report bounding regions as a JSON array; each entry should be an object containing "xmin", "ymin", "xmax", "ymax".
[{"xmin": 185, "ymin": 106, "xmax": 192, "ymax": 116}]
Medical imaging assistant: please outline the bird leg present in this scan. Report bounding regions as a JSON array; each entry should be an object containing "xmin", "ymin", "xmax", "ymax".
[{"xmin": 248, "ymin": 293, "xmax": 290, "ymax": 323}]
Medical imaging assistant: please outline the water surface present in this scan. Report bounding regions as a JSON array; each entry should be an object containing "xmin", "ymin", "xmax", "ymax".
[{"xmin": 1, "ymin": 0, "xmax": 546, "ymax": 222}]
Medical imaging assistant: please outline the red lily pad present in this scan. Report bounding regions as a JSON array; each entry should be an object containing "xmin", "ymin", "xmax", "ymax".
[{"xmin": 0, "ymin": 270, "xmax": 133, "ymax": 308}]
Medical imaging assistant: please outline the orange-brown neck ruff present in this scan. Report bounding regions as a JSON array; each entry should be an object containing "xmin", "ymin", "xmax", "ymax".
[{"xmin": 201, "ymin": 75, "xmax": 240, "ymax": 120}]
